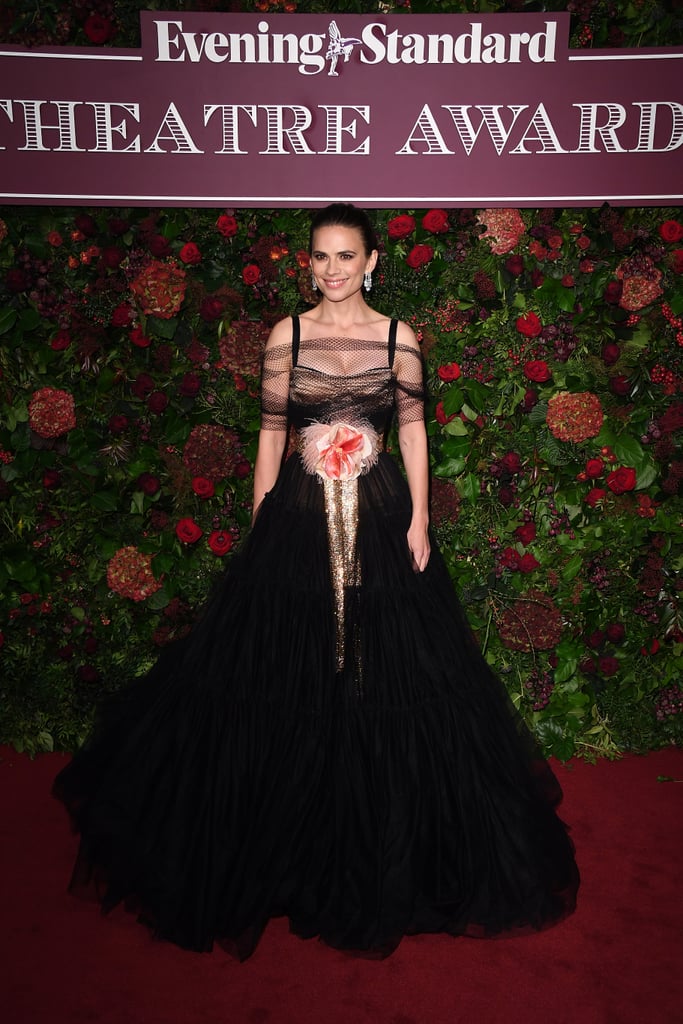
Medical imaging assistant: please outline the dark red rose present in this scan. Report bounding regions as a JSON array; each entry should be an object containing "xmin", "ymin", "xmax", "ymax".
[
  {"xmin": 523, "ymin": 360, "xmax": 551, "ymax": 383},
  {"xmin": 587, "ymin": 629, "xmax": 605, "ymax": 649},
  {"xmin": 148, "ymin": 234, "xmax": 171, "ymax": 258},
  {"xmin": 137, "ymin": 472, "xmax": 160, "ymax": 496},
  {"xmin": 605, "ymin": 622, "xmax": 625, "ymax": 643},
  {"xmin": 516, "ymin": 311, "xmax": 542, "ymax": 337},
  {"xmin": 175, "ymin": 517, "xmax": 203, "ymax": 544},
  {"xmin": 498, "ymin": 486, "xmax": 515, "ymax": 507},
  {"xmin": 147, "ymin": 391, "xmax": 169, "ymax": 415},
  {"xmin": 530, "ymin": 269, "xmax": 544, "ymax": 287},
  {"xmin": 601, "ymin": 342, "xmax": 620, "ymax": 366},
  {"xmin": 58, "ymin": 644, "xmax": 74, "ymax": 661},
  {"xmin": 242, "ymin": 263, "xmax": 261, "ymax": 285},
  {"xmin": 576, "ymin": 234, "xmax": 591, "ymax": 251},
  {"xmin": 514, "ymin": 522, "xmax": 536, "ymax": 546},
  {"xmin": 77, "ymin": 664, "xmax": 101, "ymax": 684},
  {"xmin": 208, "ymin": 530, "xmax": 234, "ymax": 556},
  {"xmin": 179, "ymin": 372, "xmax": 201, "ymax": 397},
  {"xmin": 216, "ymin": 214, "xmax": 238, "ymax": 238},
  {"xmin": 108, "ymin": 216, "xmax": 129, "ymax": 236},
  {"xmin": 131, "ymin": 373, "xmax": 155, "ymax": 399},
  {"xmin": 672, "ymin": 249, "xmax": 683, "ymax": 274},
  {"xmin": 659, "ymin": 219, "xmax": 683, "ymax": 243},
  {"xmin": 84, "ymin": 636, "xmax": 98, "ymax": 655},
  {"xmin": 101, "ymin": 246, "xmax": 124, "ymax": 268},
  {"xmin": 43, "ymin": 469, "xmax": 61, "ymax": 489},
  {"xmin": 74, "ymin": 213, "xmax": 97, "ymax": 237},
  {"xmin": 191, "ymin": 476, "xmax": 215, "ymax": 498},
  {"xmin": 561, "ymin": 274, "xmax": 575, "ymax": 288},
  {"xmin": 235, "ymin": 458, "xmax": 252, "ymax": 479},
  {"xmin": 200, "ymin": 296, "xmax": 225, "ymax": 323},
  {"xmin": 111, "ymin": 302, "xmax": 134, "ymax": 326},
  {"xmin": 585, "ymin": 487, "xmax": 606, "ymax": 507},
  {"xmin": 437, "ymin": 362, "xmax": 461, "ymax": 382},
  {"xmin": 108, "ymin": 414, "xmax": 128, "ymax": 434},
  {"xmin": 521, "ymin": 388, "xmax": 538, "ymax": 412},
  {"xmin": 150, "ymin": 509, "xmax": 170, "ymax": 531},
  {"xmin": 579, "ymin": 656, "xmax": 597, "ymax": 675},
  {"xmin": 585, "ymin": 458, "xmax": 604, "ymax": 479},
  {"xmin": 599, "ymin": 655, "xmax": 619, "ymax": 677},
  {"xmin": 129, "ymin": 326, "xmax": 151, "ymax": 348},
  {"xmin": 6, "ymin": 269, "xmax": 27, "ymax": 293},
  {"xmin": 387, "ymin": 215, "xmax": 416, "ymax": 240},
  {"xmin": 606, "ymin": 466, "xmax": 636, "ymax": 494},
  {"xmin": 609, "ymin": 374, "xmax": 630, "ymax": 397},
  {"xmin": 406, "ymin": 244, "xmax": 434, "ymax": 269},
  {"xmin": 422, "ymin": 209, "xmax": 449, "ymax": 234},
  {"xmin": 518, "ymin": 552, "xmax": 540, "ymax": 574},
  {"xmin": 501, "ymin": 451, "xmax": 522, "ymax": 475},
  {"xmin": 505, "ymin": 255, "xmax": 524, "ymax": 276},
  {"xmin": 179, "ymin": 242, "xmax": 202, "ymax": 265},
  {"xmin": 603, "ymin": 280, "xmax": 623, "ymax": 304},
  {"xmin": 83, "ymin": 13, "xmax": 114, "ymax": 44},
  {"xmin": 435, "ymin": 401, "xmax": 456, "ymax": 425},
  {"xmin": 50, "ymin": 329, "xmax": 71, "ymax": 351}
]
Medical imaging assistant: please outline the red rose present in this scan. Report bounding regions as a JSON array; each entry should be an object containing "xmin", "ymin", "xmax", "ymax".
[
  {"xmin": 242, "ymin": 263, "xmax": 261, "ymax": 285},
  {"xmin": 599, "ymin": 655, "xmax": 619, "ymax": 677},
  {"xmin": 108, "ymin": 414, "xmax": 128, "ymax": 434},
  {"xmin": 672, "ymin": 249, "xmax": 683, "ymax": 274},
  {"xmin": 523, "ymin": 360, "xmax": 551, "ymax": 383},
  {"xmin": 561, "ymin": 274, "xmax": 575, "ymax": 288},
  {"xmin": 148, "ymin": 234, "xmax": 171, "ymax": 258},
  {"xmin": 200, "ymin": 296, "xmax": 225, "ymax": 323},
  {"xmin": 179, "ymin": 242, "xmax": 201, "ymax": 265},
  {"xmin": 587, "ymin": 629, "xmax": 605, "ymax": 649},
  {"xmin": 501, "ymin": 451, "xmax": 522, "ymax": 475},
  {"xmin": 437, "ymin": 362, "xmax": 461, "ymax": 382},
  {"xmin": 422, "ymin": 209, "xmax": 449, "ymax": 234},
  {"xmin": 111, "ymin": 302, "xmax": 134, "ymax": 327},
  {"xmin": 43, "ymin": 469, "xmax": 61, "ymax": 489},
  {"xmin": 609, "ymin": 375, "xmax": 630, "ymax": 397},
  {"xmin": 147, "ymin": 391, "xmax": 168, "ymax": 415},
  {"xmin": 74, "ymin": 213, "xmax": 97, "ymax": 237},
  {"xmin": 521, "ymin": 388, "xmax": 538, "ymax": 412},
  {"xmin": 603, "ymin": 280, "xmax": 623, "ymax": 304},
  {"xmin": 180, "ymin": 372, "xmax": 201, "ymax": 397},
  {"xmin": 406, "ymin": 244, "xmax": 434, "ymax": 269},
  {"xmin": 659, "ymin": 220, "xmax": 683, "ymax": 243},
  {"xmin": 47, "ymin": 230, "xmax": 63, "ymax": 247},
  {"xmin": 579, "ymin": 259, "xmax": 595, "ymax": 274},
  {"xmin": 176, "ymin": 517, "xmax": 203, "ymax": 544},
  {"xmin": 605, "ymin": 622, "xmax": 625, "ymax": 643},
  {"xmin": 435, "ymin": 401, "xmax": 456, "ymax": 425},
  {"xmin": 131, "ymin": 372, "xmax": 155, "ymax": 398},
  {"xmin": 129, "ymin": 326, "xmax": 151, "ymax": 348},
  {"xmin": 192, "ymin": 476, "xmax": 215, "ymax": 498},
  {"xmin": 234, "ymin": 458, "xmax": 252, "ymax": 479},
  {"xmin": 505, "ymin": 255, "xmax": 524, "ymax": 276},
  {"xmin": 518, "ymin": 552, "xmax": 540, "ymax": 574},
  {"xmin": 601, "ymin": 342, "xmax": 620, "ymax": 366},
  {"xmin": 514, "ymin": 522, "xmax": 536, "ymax": 546},
  {"xmin": 500, "ymin": 547, "xmax": 521, "ymax": 571},
  {"xmin": 50, "ymin": 329, "xmax": 71, "ymax": 351},
  {"xmin": 585, "ymin": 458, "xmax": 604, "ymax": 479},
  {"xmin": 606, "ymin": 466, "xmax": 637, "ymax": 494},
  {"xmin": 137, "ymin": 472, "xmax": 160, "ymax": 496},
  {"xmin": 387, "ymin": 215, "xmax": 416, "ymax": 240},
  {"xmin": 208, "ymin": 530, "xmax": 234, "ymax": 556},
  {"xmin": 576, "ymin": 234, "xmax": 592, "ymax": 251},
  {"xmin": 84, "ymin": 13, "xmax": 114, "ymax": 44},
  {"xmin": 516, "ymin": 311, "xmax": 542, "ymax": 337},
  {"xmin": 585, "ymin": 487, "xmax": 606, "ymax": 507},
  {"xmin": 102, "ymin": 246, "xmax": 124, "ymax": 268},
  {"xmin": 530, "ymin": 269, "xmax": 544, "ymax": 287},
  {"xmin": 216, "ymin": 214, "xmax": 238, "ymax": 238}
]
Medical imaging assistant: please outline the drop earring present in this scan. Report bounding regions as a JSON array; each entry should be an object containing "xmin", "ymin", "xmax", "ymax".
[
  {"xmin": 311, "ymin": 275, "xmax": 318, "ymax": 291},
  {"xmin": 364, "ymin": 271, "xmax": 372, "ymax": 292}
]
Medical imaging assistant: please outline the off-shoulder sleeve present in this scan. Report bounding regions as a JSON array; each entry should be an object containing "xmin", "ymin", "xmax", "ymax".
[
  {"xmin": 260, "ymin": 341, "xmax": 291, "ymax": 431},
  {"xmin": 394, "ymin": 342, "xmax": 426, "ymax": 426}
]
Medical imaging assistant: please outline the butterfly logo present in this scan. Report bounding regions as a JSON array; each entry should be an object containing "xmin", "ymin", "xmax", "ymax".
[{"xmin": 325, "ymin": 21, "xmax": 362, "ymax": 77}]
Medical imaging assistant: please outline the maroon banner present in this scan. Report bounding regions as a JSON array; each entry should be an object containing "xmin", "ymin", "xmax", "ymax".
[{"xmin": 0, "ymin": 11, "xmax": 682, "ymax": 207}]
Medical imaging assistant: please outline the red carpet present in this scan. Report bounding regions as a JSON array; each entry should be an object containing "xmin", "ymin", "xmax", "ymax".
[{"xmin": 1, "ymin": 746, "xmax": 682, "ymax": 1024}]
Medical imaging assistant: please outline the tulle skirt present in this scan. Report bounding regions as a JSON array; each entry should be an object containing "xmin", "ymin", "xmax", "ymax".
[{"xmin": 54, "ymin": 451, "xmax": 579, "ymax": 959}]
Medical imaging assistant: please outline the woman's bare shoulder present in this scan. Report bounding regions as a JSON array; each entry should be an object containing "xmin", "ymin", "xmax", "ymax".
[{"xmin": 265, "ymin": 316, "xmax": 295, "ymax": 349}]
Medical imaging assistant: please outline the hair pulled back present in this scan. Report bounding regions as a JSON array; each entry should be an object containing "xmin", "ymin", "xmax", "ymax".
[{"xmin": 309, "ymin": 203, "xmax": 378, "ymax": 258}]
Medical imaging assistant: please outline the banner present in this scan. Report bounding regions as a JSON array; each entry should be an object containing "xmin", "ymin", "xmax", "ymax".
[{"xmin": 1, "ymin": 11, "xmax": 682, "ymax": 207}]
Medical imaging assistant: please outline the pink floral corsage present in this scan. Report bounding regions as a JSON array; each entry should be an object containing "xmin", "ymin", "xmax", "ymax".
[{"xmin": 300, "ymin": 421, "xmax": 379, "ymax": 481}]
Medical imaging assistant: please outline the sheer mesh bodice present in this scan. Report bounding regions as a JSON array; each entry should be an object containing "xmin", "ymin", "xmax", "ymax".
[{"xmin": 260, "ymin": 333, "xmax": 425, "ymax": 434}]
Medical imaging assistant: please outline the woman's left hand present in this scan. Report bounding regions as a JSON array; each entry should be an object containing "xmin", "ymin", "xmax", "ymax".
[{"xmin": 407, "ymin": 521, "xmax": 430, "ymax": 573}]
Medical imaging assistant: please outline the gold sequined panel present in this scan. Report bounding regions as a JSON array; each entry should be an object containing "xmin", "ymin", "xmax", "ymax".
[{"xmin": 323, "ymin": 477, "xmax": 361, "ymax": 681}]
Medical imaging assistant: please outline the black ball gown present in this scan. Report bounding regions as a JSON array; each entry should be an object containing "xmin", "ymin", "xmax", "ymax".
[{"xmin": 54, "ymin": 317, "xmax": 579, "ymax": 960}]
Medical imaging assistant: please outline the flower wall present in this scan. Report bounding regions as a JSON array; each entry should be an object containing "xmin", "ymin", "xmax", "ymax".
[{"xmin": 1, "ymin": 1, "xmax": 683, "ymax": 759}]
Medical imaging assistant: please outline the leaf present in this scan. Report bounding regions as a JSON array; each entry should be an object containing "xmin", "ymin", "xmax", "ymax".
[
  {"xmin": 443, "ymin": 417, "xmax": 468, "ymax": 437},
  {"xmin": 562, "ymin": 554, "xmax": 583, "ymax": 581},
  {"xmin": 91, "ymin": 491, "xmax": 120, "ymax": 512},
  {"xmin": 433, "ymin": 457, "xmax": 465, "ymax": 478},
  {"xmin": 441, "ymin": 386, "xmax": 464, "ymax": 416},
  {"xmin": 0, "ymin": 308, "xmax": 17, "ymax": 335},
  {"xmin": 458, "ymin": 473, "xmax": 480, "ymax": 504},
  {"xmin": 612, "ymin": 434, "xmax": 645, "ymax": 466}
]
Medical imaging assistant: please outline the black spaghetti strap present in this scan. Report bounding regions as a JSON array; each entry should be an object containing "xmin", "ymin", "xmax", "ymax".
[
  {"xmin": 388, "ymin": 318, "xmax": 398, "ymax": 369},
  {"xmin": 291, "ymin": 315, "xmax": 300, "ymax": 367}
]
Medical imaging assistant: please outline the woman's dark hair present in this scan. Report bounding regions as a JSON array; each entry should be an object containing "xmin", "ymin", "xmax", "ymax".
[{"xmin": 309, "ymin": 203, "xmax": 378, "ymax": 257}]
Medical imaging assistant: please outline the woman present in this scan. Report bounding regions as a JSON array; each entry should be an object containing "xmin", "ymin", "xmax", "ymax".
[{"xmin": 55, "ymin": 203, "xmax": 578, "ymax": 960}]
